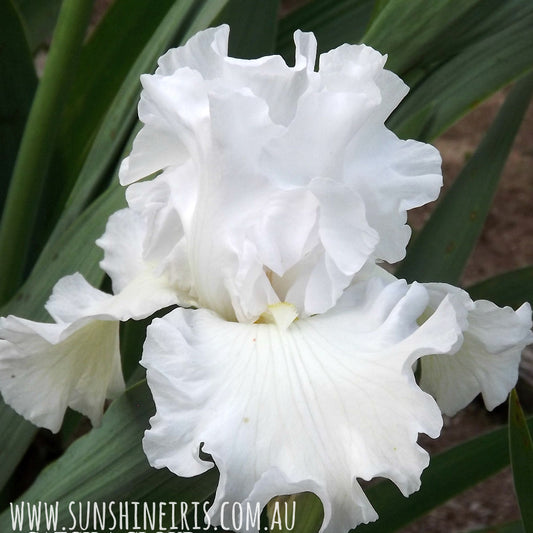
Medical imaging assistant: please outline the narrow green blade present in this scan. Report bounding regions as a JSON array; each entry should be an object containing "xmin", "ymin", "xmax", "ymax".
[
  {"xmin": 267, "ymin": 493, "xmax": 322, "ymax": 533},
  {"xmin": 367, "ymin": 0, "xmax": 393, "ymax": 25},
  {"xmin": 0, "ymin": 0, "xmax": 93, "ymax": 302},
  {"xmin": 276, "ymin": 0, "xmax": 374, "ymax": 62},
  {"xmin": 0, "ymin": 0, "xmax": 37, "ymax": 214},
  {"xmin": 509, "ymin": 390, "xmax": 533, "ymax": 530},
  {"xmin": 396, "ymin": 71, "xmax": 533, "ymax": 284},
  {"xmin": 32, "ymin": 0, "xmax": 176, "ymax": 249},
  {"xmin": 363, "ymin": 0, "xmax": 479, "ymax": 75},
  {"xmin": 12, "ymin": 0, "xmax": 62, "ymax": 52},
  {"xmin": 215, "ymin": 0, "xmax": 280, "ymax": 58},
  {"xmin": 0, "ymin": 403, "xmax": 36, "ymax": 496},
  {"xmin": 388, "ymin": 1, "xmax": 533, "ymax": 141},
  {"xmin": 467, "ymin": 267, "xmax": 533, "ymax": 309}
]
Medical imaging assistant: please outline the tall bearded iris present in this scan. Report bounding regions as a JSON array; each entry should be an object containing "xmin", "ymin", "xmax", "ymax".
[{"xmin": 0, "ymin": 25, "xmax": 531, "ymax": 532}]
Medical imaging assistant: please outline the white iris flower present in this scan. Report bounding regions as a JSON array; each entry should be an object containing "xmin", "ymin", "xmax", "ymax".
[{"xmin": 0, "ymin": 25, "xmax": 531, "ymax": 532}]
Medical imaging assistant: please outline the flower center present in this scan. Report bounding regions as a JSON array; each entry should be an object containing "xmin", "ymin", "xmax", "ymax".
[{"xmin": 256, "ymin": 302, "xmax": 299, "ymax": 330}]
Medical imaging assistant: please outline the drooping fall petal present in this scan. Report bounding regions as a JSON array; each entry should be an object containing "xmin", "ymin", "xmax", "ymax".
[
  {"xmin": 0, "ymin": 277, "xmax": 124, "ymax": 432},
  {"xmin": 142, "ymin": 279, "xmax": 463, "ymax": 532},
  {"xmin": 419, "ymin": 283, "xmax": 533, "ymax": 416}
]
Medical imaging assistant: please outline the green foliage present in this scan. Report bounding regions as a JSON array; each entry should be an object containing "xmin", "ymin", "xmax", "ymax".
[
  {"xmin": 363, "ymin": 0, "xmax": 480, "ymax": 76},
  {"xmin": 0, "ymin": 382, "xmax": 218, "ymax": 531},
  {"xmin": 277, "ymin": 0, "xmax": 374, "ymax": 61},
  {"xmin": 216, "ymin": 0, "xmax": 280, "ymax": 58},
  {"xmin": 0, "ymin": 1, "xmax": 532, "ymax": 531},
  {"xmin": 509, "ymin": 390, "xmax": 533, "ymax": 530},
  {"xmin": 397, "ymin": 72, "xmax": 533, "ymax": 284},
  {"xmin": 0, "ymin": 401, "xmax": 36, "ymax": 498},
  {"xmin": 0, "ymin": 0, "xmax": 93, "ymax": 302},
  {"xmin": 468, "ymin": 267, "xmax": 533, "ymax": 310},
  {"xmin": 0, "ymin": 0, "xmax": 37, "ymax": 214},
  {"xmin": 387, "ymin": 0, "xmax": 533, "ymax": 141},
  {"xmin": 12, "ymin": 0, "xmax": 62, "ymax": 52}
]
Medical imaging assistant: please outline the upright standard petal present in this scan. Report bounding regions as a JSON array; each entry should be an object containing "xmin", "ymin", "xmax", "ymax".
[
  {"xmin": 419, "ymin": 283, "xmax": 533, "ymax": 416},
  {"xmin": 95, "ymin": 208, "xmax": 183, "ymax": 313},
  {"xmin": 118, "ymin": 25, "xmax": 444, "ymax": 322},
  {"xmin": 142, "ymin": 279, "xmax": 463, "ymax": 532}
]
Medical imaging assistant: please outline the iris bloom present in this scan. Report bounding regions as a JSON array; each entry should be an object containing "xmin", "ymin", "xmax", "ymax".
[{"xmin": 0, "ymin": 26, "xmax": 531, "ymax": 532}]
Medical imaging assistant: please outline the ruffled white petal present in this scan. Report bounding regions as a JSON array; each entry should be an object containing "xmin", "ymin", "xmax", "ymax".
[
  {"xmin": 47, "ymin": 272, "xmax": 178, "ymax": 324},
  {"xmin": 45, "ymin": 273, "xmax": 112, "ymax": 323},
  {"xmin": 2, "ymin": 24, "xmax": 528, "ymax": 533},
  {"xmin": 310, "ymin": 178, "xmax": 378, "ymax": 277},
  {"xmin": 125, "ymin": 166, "xmax": 196, "ymax": 272},
  {"xmin": 117, "ymin": 25, "xmax": 444, "ymax": 321},
  {"xmin": 0, "ymin": 314, "xmax": 123, "ymax": 433},
  {"xmin": 158, "ymin": 25, "xmax": 315, "ymax": 127},
  {"xmin": 261, "ymin": 90, "xmax": 379, "ymax": 188},
  {"xmin": 0, "ymin": 267, "xmax": 177, "ymax": 432},
  {"xmin": 318, "ymin": 43, "xmax": 408, "ymax": 122},
  {"xmin": 250, "ymin": 188, "xmax": 319, "ymax": 277},
  {"xmin": 155, "ymin": 25, "xmax": 229, "ymax": 78},
  {"xmin": 97, "ymin": 208, "xmax": 185, "ymax": 314},
  {"xmin": 142, "ymin": 279, "xmax": 463, "ymax": 532},
  {"xmin": 119, "ymin": 66, "xmax": 210, "ymax": 186},
  {"xmin": 344, "ymin": 127, "xmax": 442, "ymax": 263},
  {"xmin": 419, "ymin": 283, "xmax": 533, "ymax": 416},
  {"xmin": 96, "ymin": 208, "xmax": 147, "ymax": 293}
]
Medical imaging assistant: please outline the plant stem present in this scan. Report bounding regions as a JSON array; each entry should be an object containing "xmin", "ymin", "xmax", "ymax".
[{"xmin": 0, "ymin": 0, "xmax": 93, "ymax": 305}]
